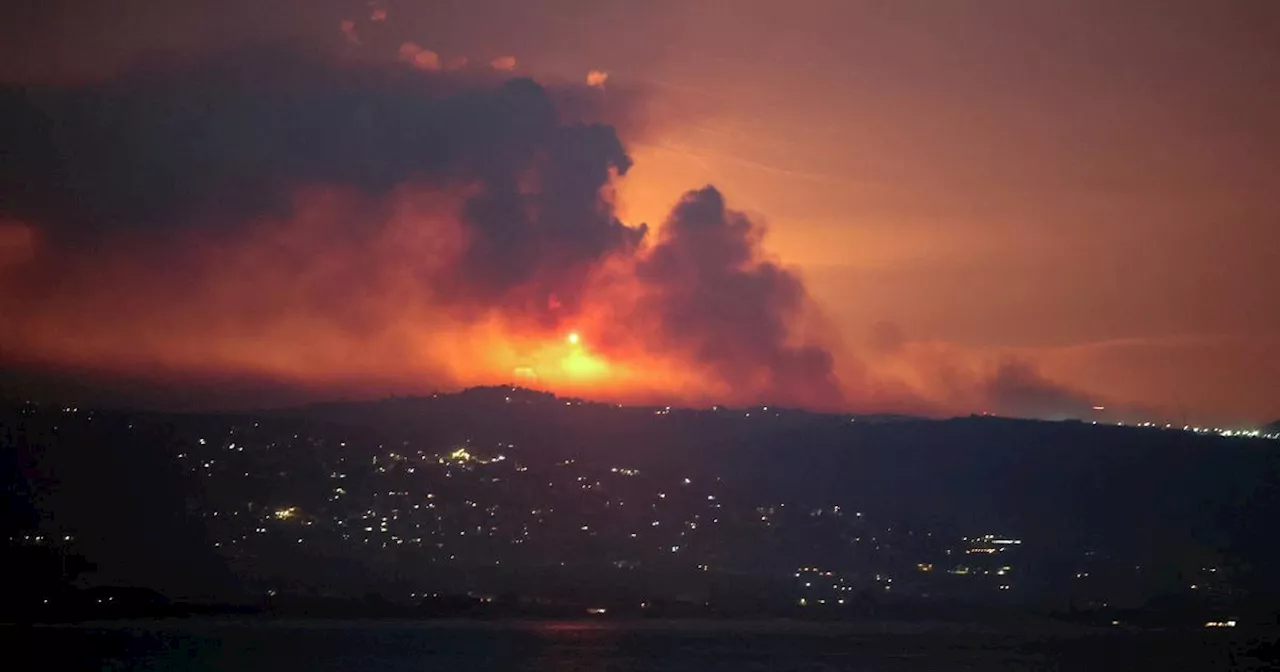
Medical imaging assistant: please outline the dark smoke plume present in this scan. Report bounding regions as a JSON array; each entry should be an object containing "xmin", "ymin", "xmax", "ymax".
[
  {"xmin": 636, "ymin": 187, "xmax": 841, "ymax": 406},
  {"xmin": 982, "ymin": 361, "xmax": 1095, "ymax": 420},
  {"xmin": 0, "ymin": 47, "xmax": 839, "ymax": 407}
]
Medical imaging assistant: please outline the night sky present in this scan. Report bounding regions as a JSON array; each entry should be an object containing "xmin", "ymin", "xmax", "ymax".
[{"xmin": 1, "ymin": 0, "xmax": 1276, "ymax": 424}]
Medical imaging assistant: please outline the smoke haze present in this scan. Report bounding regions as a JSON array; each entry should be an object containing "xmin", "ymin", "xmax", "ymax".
[{"xmin": 0, "ymin": 44, "xmax": 1088, "ymax": 417}]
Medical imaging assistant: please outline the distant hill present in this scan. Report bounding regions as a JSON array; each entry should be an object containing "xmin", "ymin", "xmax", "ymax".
[{"xmin": 4, "ymin": 388, "xmax": 1280, "ymax": 613}]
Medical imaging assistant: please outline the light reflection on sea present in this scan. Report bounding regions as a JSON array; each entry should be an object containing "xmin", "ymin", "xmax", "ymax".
[{"xmin": 3, "ymin": 618, "xmax": 1274, "ymax": 671}]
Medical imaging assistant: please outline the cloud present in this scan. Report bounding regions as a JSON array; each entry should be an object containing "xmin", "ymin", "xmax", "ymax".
[
  {"xmin": 0, "ymin": 48, "xmax": 649, "ymax": 321},
  {"xmin": 0, "ymin": 46, "xmax": 845, "ymax": 409},
  {"xmin": 981, "ymin": 360, "xmax": 1096, "ymax": 419},
  {"xmin": 340, "ymin": 20, "xmax": 360, "ymax": 45},
  {"xmin": 855, "ymin": 323, "xmax": 1103, "ymax": 419},
  {"xmin": 398, "ymin": 42, "xmax": 440, "ymax": 70},
  {"xmin": 586, "ymin": 69, "xmax": 608, "ymax": 88},
  {"xmin": 0, "ymin": 45, "xmax": 1092, "ymax": 417},
  {"xmin": 370, "ymin": 8, "xmax": 387, "ymax": 22},
  {"xmin": 0, "ymin": 50, "xmax": 613, "ymax": 235},
  {"xmin": 631, "ymin": 187, "xmax": 841, "ymax": 407},
  {"xmin": 490, "ymin": 55, "xmax": 517, "ymax": 71}
]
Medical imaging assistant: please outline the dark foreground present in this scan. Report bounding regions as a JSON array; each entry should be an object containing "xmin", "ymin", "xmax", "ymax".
[{"xmin": 4, "ymin": 619, "xmax": 1277, "ymax": 671}]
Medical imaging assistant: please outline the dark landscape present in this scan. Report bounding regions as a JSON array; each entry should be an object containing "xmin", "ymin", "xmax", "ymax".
[
  {"xmin": 5, "ymin": 389, "xmax": 1280, "ymax": 625},
  {"xmin": 4, "ymin": 1, "xmax": 1280, "ymax": 669},
  {"xmin": 5, "ymin": 389, "xmax": 1280, "ymax": 669}
]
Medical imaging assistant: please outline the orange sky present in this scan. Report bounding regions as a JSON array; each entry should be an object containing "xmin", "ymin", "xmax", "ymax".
[{"xmin": 1, "ymin": 1, "xmax": 1277, "ymax": 424}]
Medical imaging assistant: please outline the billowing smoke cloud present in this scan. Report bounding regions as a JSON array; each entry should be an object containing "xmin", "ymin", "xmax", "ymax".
[
  {"xmin": 0, "ymin": 47, "xmax": 839, "ymax": 409},
  {"xmin": 397, "ymin": 42, "xmax": 441, "ymax": 70},
  {"xmin": 981, "ymin": 361, "xmax": 1095, "ymax": 420},
  {"xmin": 0, "ymin": 49, "xmax": 649, "ymax": 325},
  {"xmin": 0, "ymin": 45, "xmax": 1093, "ymax": 417},
  {"xmin": 633, "ymin": 187, "xmax": 841, "ymax": 407},
  {"xmin": 857, "ymin": 321, "xmax": 1103, "ymax": 419}
]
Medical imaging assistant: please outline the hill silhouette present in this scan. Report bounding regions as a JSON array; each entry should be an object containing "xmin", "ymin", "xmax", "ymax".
[{"xmin": 3, "ymin": 388, "xmax": 1279, "ymax": 623}]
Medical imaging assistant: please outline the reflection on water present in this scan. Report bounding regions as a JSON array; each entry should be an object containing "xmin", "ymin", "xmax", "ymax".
[
  {"xmin": 1, "ymin": 619, "xmax": 1273, "ymax": 671},
  {"xmin": 529, "ymin": 621, "xmax": 614, "ymax": 672}
]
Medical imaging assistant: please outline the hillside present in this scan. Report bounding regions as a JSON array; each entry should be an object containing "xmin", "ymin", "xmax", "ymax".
[{"xmin": 4, "ymin": 388, "xmax": 1280, "ymax": 621}]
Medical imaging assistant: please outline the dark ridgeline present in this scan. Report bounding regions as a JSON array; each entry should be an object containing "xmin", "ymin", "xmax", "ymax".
[{"xmin": 2, "ymin": 387, "xmax": 1280, "ymax": 626}]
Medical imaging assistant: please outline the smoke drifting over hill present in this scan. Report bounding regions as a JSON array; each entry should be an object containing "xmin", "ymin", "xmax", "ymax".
[
  {"xmin": 0, "ymin": 48, "xmax": 847, "ymax": 408},
  {"xmin": 0, "ymin": 46, "xmax": 1085, "ymax": 417}
]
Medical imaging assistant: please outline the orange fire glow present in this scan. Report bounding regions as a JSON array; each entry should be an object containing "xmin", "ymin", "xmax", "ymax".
[
  {"xmin": 0, "ymin": 183, "xmax": 803, "ymax": 409},
  {"xmin": 0, "ymin": 176, "xmax": 1072, "ymax": 418}
]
